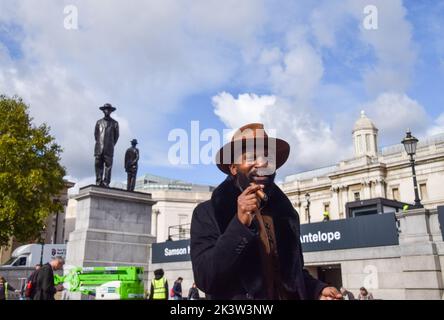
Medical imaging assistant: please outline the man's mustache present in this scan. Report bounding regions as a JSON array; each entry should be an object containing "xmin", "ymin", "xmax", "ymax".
[{"xmin": 248, "ymin": 169, "xmax": 274, "ymax": 178}]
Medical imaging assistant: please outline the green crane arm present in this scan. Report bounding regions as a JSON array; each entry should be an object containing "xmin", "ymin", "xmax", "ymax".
[{"xmin": 54, "ymin": 266, "xmax": 144, "ymax": 296}]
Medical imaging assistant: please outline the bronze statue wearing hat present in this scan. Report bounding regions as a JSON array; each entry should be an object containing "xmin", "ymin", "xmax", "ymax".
[
  {"xmin": 94, "ymin": 103, "xmax": 119, "ymax": 187},
  {"xmin": 125, "ymin": 139, "xmax": 139, "ymax": 192},
  {"xmin": 190, "ymin": 123, "xmax": 342, "ymax": 300}
]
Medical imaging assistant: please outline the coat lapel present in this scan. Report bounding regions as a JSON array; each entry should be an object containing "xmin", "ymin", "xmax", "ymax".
[{"xmin": 211, "ymin": 176, "xmax": 241, "ymax": 234}]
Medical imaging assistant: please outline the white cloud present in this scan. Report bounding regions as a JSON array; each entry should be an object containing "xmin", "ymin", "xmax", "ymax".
[
  {"xmin": 306, "ymin": 0, "xmax": 417, "ymax": 95},
  {"xmin": 212, "ymin": 92, "xmax": 346, "ymax": 177},
  {"xmin": 1, "ymin": 0, "xmax": 438, "ymax": 185},
  {"xmin": 212, "ymin": 92, "xmax": 276, "ymax": 129},
  {"xmin": 363, "ymin": 92, "xmax": 429, "ymax": 144},
  {"xmin": 258, "ymin": 47, "xmax": 282, "ymax": 66},
  {"xmin": 260, "ymin": 98, "xmax": 345, "ymax": 176},
  {"xmin": 349, "ymin": 0, "xmax": 416, "ymax": 94},
  {"xmin": 269, "ymin": 43, "xmax": 324, "ymax": 100},
  {"xmin": 427, "ymin": 113, "xmax": 444, "ymax": 136},
  {"xmin": 0, "ymin": 0, "xmax": 267, "ymax": 182},
  {"xmin": 211, "ymin": 0, "xmax": 426, "ymax": 177},
  {"xmin": 310, "ymin": 1, "xmax": 349, "ymax": 48}
]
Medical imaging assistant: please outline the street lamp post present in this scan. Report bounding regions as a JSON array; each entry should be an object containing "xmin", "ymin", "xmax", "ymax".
[
  {"xmin": 39, "ymin": 226, "xmax": 46, "ymax": 265},
  {"xmin": 401, "ymin": 130, "xmax": 423, "ymax": 208},
  {"xmin": 305, "ymin": 193, "xmax": 311, "ymax": 224}
]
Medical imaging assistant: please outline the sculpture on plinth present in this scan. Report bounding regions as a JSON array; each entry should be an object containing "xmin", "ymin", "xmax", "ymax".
[
  {"xmin": 125, "ymin": 139, "xmax": 139, "ymax": 192},
  {"xmin": 94, "ymin": 103, "xmax": 119, "ymax": 187}
]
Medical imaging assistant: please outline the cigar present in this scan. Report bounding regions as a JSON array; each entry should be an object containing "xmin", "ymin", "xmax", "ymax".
[{"xmin": 250, "ymin": 183, "xmax": 268, "ymax": 202}]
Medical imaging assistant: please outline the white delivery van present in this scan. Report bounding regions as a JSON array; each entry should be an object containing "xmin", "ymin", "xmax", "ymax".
[{"xmin": 1, "ymin": 244, "xmax": 67, "ymax": 267}]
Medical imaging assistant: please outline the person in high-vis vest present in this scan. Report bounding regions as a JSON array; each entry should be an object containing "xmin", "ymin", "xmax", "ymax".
[
  {"xmin": 149, "ymin": 269, "xmax": 168, "ymax": 300},
  {"xmin": 0, "ymin": 276, "xmax": 17, "ymax": 300},
  {"xmin": 323, "ymin": 211, "xmax": 330, "ymax": 222}
]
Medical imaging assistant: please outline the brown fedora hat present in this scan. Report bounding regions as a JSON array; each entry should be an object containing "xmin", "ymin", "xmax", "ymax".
[{"xmin": 216, "ymin": 123, "xmax": 290, "ymax": 175}]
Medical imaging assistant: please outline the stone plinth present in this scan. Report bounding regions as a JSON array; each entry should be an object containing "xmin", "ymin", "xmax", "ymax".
[
  {"xmin": 64, "ymin": 185, "xmax": 156, "ymax": 299},
  {"xmin": 397, "ymin": 208, "xmax": 444, "ymax": 300}
]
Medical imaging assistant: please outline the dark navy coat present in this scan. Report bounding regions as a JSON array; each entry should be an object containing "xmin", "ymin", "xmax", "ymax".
[{"xmin": 190, "ymin": 176, "xmax": 327, "ymax": 300}]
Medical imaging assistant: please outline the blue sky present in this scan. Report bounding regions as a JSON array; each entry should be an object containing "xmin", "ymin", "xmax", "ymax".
[{"xmin": 1, "ymin": 0, "xmax": 443, "ymax": 189}]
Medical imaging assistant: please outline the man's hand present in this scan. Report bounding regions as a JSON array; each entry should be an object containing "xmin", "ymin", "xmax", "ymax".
[
  {"xmin": 237, "ymin": 184, "xmax": 263, "ymax": 226},
  {"xmin": 319, "ymin": 287, "xmax": 343, "ymax": 300}
]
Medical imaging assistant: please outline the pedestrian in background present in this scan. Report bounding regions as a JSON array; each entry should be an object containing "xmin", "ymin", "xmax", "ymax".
[
  {"xmin": 340, "ymin": 287, "xmax": 355, "ymax": 300},
  {"xmin": 172, "ymin": 277, "xmax": 183, "ymax": 300},
  {"xmin": 33, "ymin": 256, "xmax": 65, "ymax": 300},
  {"xmin": 323, "ymin": 211, "xmax": 330, "ymax": 222},
  {"xmin": 149, "ymin": 269, "xmax": 168, "ymax": 300},
  {"xmin": 358, "ymin": 287, "xmax": 374, "ymax": 300},
  {"xmin": 0, "ymin": 276, "xmax": 18, "ymax": 300},
  {"xmin": 23, "ymin": 264, "xmax": 41, "ymax": 300},
  {"xmin": 188, "ymin": 283, "xmax": 200, "ymax": 300}
]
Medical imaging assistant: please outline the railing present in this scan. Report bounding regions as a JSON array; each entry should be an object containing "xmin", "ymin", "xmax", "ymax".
[
  {"xmin": 167, "ymin": 223, "xmax": 191, "ymax": 241},
  {"xmin": 380, "ymin": 132, "xmax": 444, "ymax": 156}
]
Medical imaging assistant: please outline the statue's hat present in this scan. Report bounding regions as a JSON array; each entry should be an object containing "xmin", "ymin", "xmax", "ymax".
[{"xmin": 99, "ymin": 103, "xmax": 116, "ymax": 112}]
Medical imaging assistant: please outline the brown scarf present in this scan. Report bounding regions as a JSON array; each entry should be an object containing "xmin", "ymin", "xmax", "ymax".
[{"xmin": 255, "ymin": 209, "xmax": 287, "ymax": 299}]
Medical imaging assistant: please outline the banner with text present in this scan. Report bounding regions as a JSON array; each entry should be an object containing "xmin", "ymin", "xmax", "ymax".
[
  {"xmin": 300, "ymin": 212, "xmax": 399, "ymax": 252},
  {"xmin": 152, "ymin": 239, "xmax": 191, "ymax": 264},
  {"xmin": 151, "ymin": 213, "xmax": 399, "ymax": 263}
]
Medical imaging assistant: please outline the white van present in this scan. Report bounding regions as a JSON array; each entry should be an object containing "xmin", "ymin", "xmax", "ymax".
[{"xmin": 1, "ymin": 244, "xmax": 67, "ymax": 267}]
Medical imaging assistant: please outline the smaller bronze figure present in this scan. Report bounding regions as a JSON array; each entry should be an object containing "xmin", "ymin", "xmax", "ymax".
[{"xmin": 125, "ymin": 139, "xmax": 139, "ymax": 192}]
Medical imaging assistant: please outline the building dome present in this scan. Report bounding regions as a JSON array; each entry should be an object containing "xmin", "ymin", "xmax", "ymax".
[
  {"xmin": 352, "ymin": 110, "xmax": 378, "ymax": 157},
  {"xmin": 353, "ymin": 110, "xmax": 377, "ymax": 133}
]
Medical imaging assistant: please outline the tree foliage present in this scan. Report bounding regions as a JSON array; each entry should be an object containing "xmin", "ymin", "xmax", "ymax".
[{"xmin": 0, "ymin": 95, "xmax": 66, "ymax": 246}]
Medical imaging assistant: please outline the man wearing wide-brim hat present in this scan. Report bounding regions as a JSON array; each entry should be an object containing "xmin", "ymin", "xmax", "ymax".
[
  {"xmin": 94, "ymin": 103, "xmax": 119, "ymax": 187},
  {"xmin": 190, "ymin": 123, "xmax": 342, "ymax": 300}
]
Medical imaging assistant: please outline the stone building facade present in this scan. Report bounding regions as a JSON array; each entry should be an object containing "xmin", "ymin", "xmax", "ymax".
[{"xmin": 279, "ymin": 111, "xmax": 444, "ymax": 223}]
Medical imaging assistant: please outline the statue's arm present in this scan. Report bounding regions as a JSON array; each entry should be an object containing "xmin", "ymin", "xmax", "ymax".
[
  {"xmin": 135, "ymin": 148, "xmax": 140, "ymax": 163},
  {"xmin": 124, "ymin": 150, "xmax": 130, "ymax": 170},
  {"xmin": 114, "ymin": 121, "xmax": 119, "ymax": 145},
  {"xmin": 94, "ymin": 121, "xmax": 99, "ymax": 141}
]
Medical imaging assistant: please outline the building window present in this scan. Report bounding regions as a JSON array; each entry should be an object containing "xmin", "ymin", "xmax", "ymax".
[
  {"xmin": 366, "ymin": 134, "xmax": 371, "ymax": 152},
  {"xmin": 354, "ymin": 192, "xmax": 361, "ymax": 201},
  {"xmin": 305, "ymin": 208, "xmax": 309, "ymax": 222},
  {"xmin": 419, "ymin": 183, "xmax": 428, "ymax": 201},
  {"xmin": 392, "ymin": 188, "xmax": 400, "ymax": 201}
]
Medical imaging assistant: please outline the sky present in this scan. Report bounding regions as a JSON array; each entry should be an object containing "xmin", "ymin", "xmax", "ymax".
[{"xmin": 0, "ymin": 0, "xmax": 443, "ymax": 189}]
